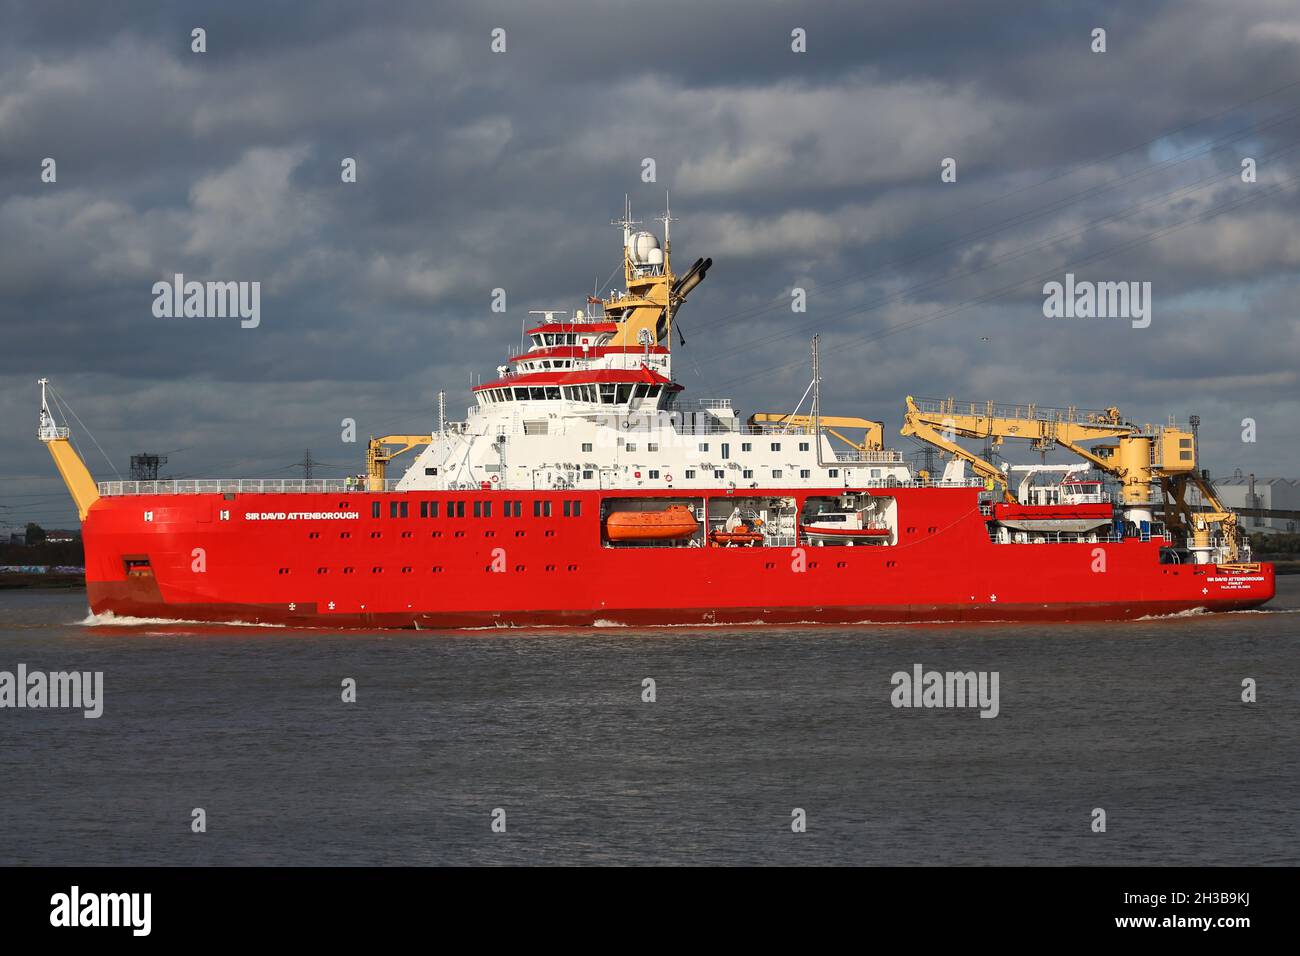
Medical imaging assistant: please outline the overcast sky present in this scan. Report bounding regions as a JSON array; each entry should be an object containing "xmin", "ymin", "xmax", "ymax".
[{"xmin": 3, "ymin": 0, "xmax": 1299, "ymax": 528}]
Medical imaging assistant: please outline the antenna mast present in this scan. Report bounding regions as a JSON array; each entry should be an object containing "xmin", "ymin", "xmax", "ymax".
[{"xmin": 812, "ymin": 336, "xmax": 825, "ymax": 467}]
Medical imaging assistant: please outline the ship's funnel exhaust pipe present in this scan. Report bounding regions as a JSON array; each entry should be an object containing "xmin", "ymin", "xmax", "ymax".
[
  {"xmin": 673, "ymin": 257, "xmax": 712, "ymax": 299},
  {"xmin": 659, "ymin": 257, "xmax": 712, "ymax": 341}
]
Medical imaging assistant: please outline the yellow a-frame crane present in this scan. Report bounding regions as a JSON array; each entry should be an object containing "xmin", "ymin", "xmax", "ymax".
[{"xmin": 900, "ymin": 396, "xmax": 1242, "ymax": 561}]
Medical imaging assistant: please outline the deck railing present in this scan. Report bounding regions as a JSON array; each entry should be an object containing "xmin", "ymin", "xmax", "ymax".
[{"xmin": 97, "ymin": 478, "xmax": 399, "ymax": 496}]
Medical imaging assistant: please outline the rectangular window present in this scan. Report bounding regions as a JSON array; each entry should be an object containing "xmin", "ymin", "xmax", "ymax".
[
  {"xmin": 425, "ymin": 466, "xmax": 438, "ymax": 476},
  {"xmin": 372, "ymin": 502, "xmax": 381, "ymax": 519},
  {"xmin": 741, "ymin": 442, "xmax": 752, "ymax": 452},
  {"xmin": 563, "ymin": 500, "xmax": 571, "ymax": 517},
  {"xmin": 800, "ymin": 469, "xmax": 811, "ymax": 479},
  {"xmin": 572, "ymin": 500, "xmax": 581, "ymax": 517},
  {"xmin": 648, "ymin": 470, "xmax": 660, "ymax": 479},
  {"xmin": 699, "ymin": 443, "xmax": 709, "ymax": 452},
  {"xmin": 829, "ymin": 469, "xmax": 839, "ymax": 478},
  {"xmin": 648, "ymin": 443, "xmax": 658, "ymax": 452},
  {"xmin": 743, "ymin": 469, "xmax": 753, "ymax": 479},
  {"xmin": 534, "ymin": 500, "xmax": 553, "ymax": 518},
  {"xmin": 685, "ymin": 470, "xmax": 696, "ymax": 479},
  {"xmin": 721, "ymin": 443, "xmax": 730, "ymax": 459},
  {"xmin": 474, "ymin": 501, "xmax": 483, "ymax": 517},
  {"xmin": 582, "ymin": 470, "xmax": 593, "ymax": 480},
  {"xmin": 582, "ymin": 442, "xmax": 593, "ymax": 453},
  {"xmin": 626, "ymin": 443, "xmax": 636, "ymax": 452},
  {"xmin": 420, "ymin": 501, "xmax": 429, "ymax": 518},
  {"xmin": 799, "ymin": 442, "xmax": 809, "ymax": 452},
  {"xmin": 772, "ymin": 469, "xmax": 783, "ymax": 478},
  {"xmin": 714, "ymin": 470, "xmax": 724, "ymax": 480},
  {"xmin": 771, "ymin": 442, "xmax": 781, "ymax": 452}
]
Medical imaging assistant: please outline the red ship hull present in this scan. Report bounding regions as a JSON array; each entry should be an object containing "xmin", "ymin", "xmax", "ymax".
[{"xmin": 80, "ymin": 486, "xmax": 1275, "ymax": 629}]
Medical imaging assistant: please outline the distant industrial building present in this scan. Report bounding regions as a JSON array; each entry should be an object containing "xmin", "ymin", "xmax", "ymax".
[{"xmin": 1212, "ymin": 475, "xmax": 1299, "ymax": 534}]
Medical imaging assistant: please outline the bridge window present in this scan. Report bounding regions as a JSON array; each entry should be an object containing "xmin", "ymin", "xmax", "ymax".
[{"xmin": 616, "ymin": 384, "xmax": 633, "ymax": 404}]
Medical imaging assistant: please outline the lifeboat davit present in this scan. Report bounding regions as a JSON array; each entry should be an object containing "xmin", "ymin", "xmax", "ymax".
[{"xmin": 606, "ymin": 504, "xmax": 698, "ymax": 542}]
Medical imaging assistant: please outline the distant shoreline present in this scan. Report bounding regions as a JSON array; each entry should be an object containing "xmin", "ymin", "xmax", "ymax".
[{"xmin": 0, "ymin": 574, "xmax": 86, "ymax": 590}]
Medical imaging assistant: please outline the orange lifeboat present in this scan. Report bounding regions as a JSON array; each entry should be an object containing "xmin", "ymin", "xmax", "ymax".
[
  {"xmin": 606, "ymin": 504, "xmax": 699, "ymax": 542},
  {"xmin": 709, "ymin": 524, "xmax": 764, "ymax": 546}
]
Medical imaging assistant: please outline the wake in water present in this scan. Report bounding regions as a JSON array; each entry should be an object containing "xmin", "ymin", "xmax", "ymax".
[{"xmin": 79, "ymin": 610, "xmax": 288, "ymax": 629}]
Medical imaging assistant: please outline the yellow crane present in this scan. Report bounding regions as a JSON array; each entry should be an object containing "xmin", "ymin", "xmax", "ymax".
[
  {"xmin": 365, "ymin": 435, "xmax": 432, "ymax": 491},
  {"xmin": 746, "ymin": 413, "xmax": 884, "ymax": 453},
  {"xmin": 900, "ymin": 396, "xmax": 1242, "ymax": 560}
]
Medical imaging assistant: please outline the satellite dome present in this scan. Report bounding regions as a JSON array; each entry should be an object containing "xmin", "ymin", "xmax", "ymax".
[{"xmin": 627, "ymin": 230, "xmax": 660, "ymax": 264}]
